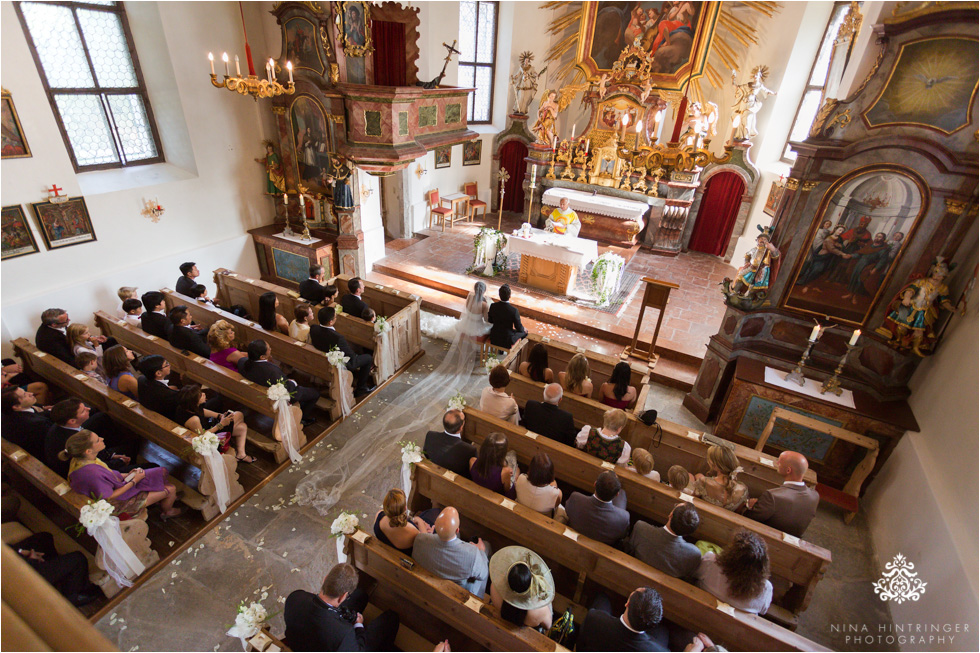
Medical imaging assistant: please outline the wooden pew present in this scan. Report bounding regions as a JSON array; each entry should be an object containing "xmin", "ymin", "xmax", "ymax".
[
  {"xmin": 1, "ymin": 440, "xmax": 160, "ymax": 596},
  {"xmin": 408, "ymin": 460, "xmax": 826, "ymax": 652},
  {"xmin": 344, "ymin": 529, "xmax": 567, "ymax": 651},
  {"xmin": 159, "ymin": 288, "xmax": 349, "ymax": 421},
  {"xmin": 92, "ymin": 311, "xmax": 304, "ymax": 464},
  {"xmin": 13, "ymin": 339, "xmax": 244, "ymax": 520},
  {"xmin": 505, "ymin": 334, "xmax": 651, "ymax": 414},
  {"xmin": 461, "ymin": 407, "xmax": 831, "ymax": 618},
  {"xmin": 505, "ymin": 372, "xmax": 816, "ymax": 497}
]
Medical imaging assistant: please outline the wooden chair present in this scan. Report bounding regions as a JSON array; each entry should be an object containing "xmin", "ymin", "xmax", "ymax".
[
  {"xmin": 464, "ymin": 182, "xmax": 487, "ymax": 222},
  {"xmin": 426, "ymin": 189, "xmax": 454, "ymax": 231}
]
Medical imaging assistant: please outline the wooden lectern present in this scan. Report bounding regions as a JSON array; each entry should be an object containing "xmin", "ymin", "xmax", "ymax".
[{"xmin": 623, "ymin": 277, "xmax": 679, "ymax": 367}]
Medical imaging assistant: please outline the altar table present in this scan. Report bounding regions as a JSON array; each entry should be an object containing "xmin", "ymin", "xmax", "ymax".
[
  {"xmin": 504, "ymin": 228, "xmax": 598, "ymax": 294},
  {"xmin": 542, "ymin": 187, "xmax": 649, "ymax": 247}
]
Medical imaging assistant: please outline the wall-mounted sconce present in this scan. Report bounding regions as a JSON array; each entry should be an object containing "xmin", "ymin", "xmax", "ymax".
[
  {"xmin": 141, "ymin": 198, "xmax": 164, "ymax": 222},
  {"xmin": 415, "ymin": 163, "xmax": 427, "ymax": 179},
  {"xmin": 360, "ymin": 184, "xmax": 374, "ymax": 199}
]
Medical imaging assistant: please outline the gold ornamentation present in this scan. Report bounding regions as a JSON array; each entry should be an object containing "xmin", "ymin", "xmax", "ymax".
[
  {"xmin": 339, "ymin": 1, "xmax": 374, "ymax": 57},
  {"xmin": 801, "ymin": 180, "xmax": 820, "ymax": 191},
  {"xmin": 853, "ymin": 42, "xmax": 887, "ymax": 98},
  {"xmin": 210, "ymin": 73, "xmax": 295, "ymax": 101},
  {"xmin": 836, "ymin": 1, "xmax": 863, "ymax": 44},
  {"xmin": 809, "ymin": 98, "xmax": 840, "ymax": 137},
  {"xmin": 886, "ymin": 1, "xmax": 977, "ymax": 23},
  {"xmin": 330, "ymin": 63, "xmax": 340, "ymax": 83},
  {"xmin": 272, "ymin": 106, "xmax": 286, "ymax": 115},
  {"xmin": 784, "ymin": 178, "xmax": 801, "ymax": 191},
  {"xmin": 273, "ymin": 1, "xmax": 322, "ymax": 13},
  {"xmin": 945, "ymin": 199, "xmax": 967, "ymax": 214},
  {"xmin": 608, "ymin": 36, "xmax": 657, "ymax": 86},
  {"xmin": 828, "ymin": 109, "xmax": 852, "ymax": 132}
]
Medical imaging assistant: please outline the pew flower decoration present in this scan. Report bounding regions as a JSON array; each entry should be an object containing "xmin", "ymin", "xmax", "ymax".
[
  {"xmin": 326, "ymin": 346, "xmax": 350, "ymax": 368},
  {"xmin": 226, "ymin": 600, "xmax": 270, "ymax": 648},
  {"xmin": 373, "ymin": 315, "xmax": 390, "ymax": 334},
  {"xmin": 483, "ymin": 355, "xmax": 501, "ymax": 374},
  {"xmin": 330, "ymin": 510, "xmax": 359, "ymax": 563},
  {"xmin": 191, "ymin": 432, "xmax": 220, "ymax": 456},
  {"xmin": 267, "ymin": 382, "xmax": 303, "ymax": 464},
  {"xmin": 191, "ymin": 431, "xmax": 231, "ymax": 513},
  {"xmin": 398, "ymin": 441, "xmax": 423, "ymax": 497},
  {"xmin": 326, "ymin": 346, "xmax": 354, "ymax": 417},
  {"xmin": 79, "ymin": 499, "xmax": 115, "ymax": 533},
  {"xmin": 590, "ymin": 252, "xmax": 625, "ymax": 307},
  {"xmin": 448, "ymin": 392, "xmax": 467, "ymax": 411},
  {"xmin": 77, "ymin": 499, "xmax": 145, "ymax": 588},
  {"xmin": 266, "ymin": 382, "xmax": 292, "ymax": 403}
]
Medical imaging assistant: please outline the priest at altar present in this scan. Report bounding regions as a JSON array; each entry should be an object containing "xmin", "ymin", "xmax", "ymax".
[{"xmin": 545, "ymin": 197, "xmax": 582, "ymax": 238}]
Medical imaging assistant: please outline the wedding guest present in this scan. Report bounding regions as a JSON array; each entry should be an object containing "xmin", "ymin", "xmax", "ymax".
[
  {"xmin": 487, "ymin": 284, "xmax": 527, "ymax": 349},
  {"xmin": 104, "ymin": 345, "xmax": 139, "ymax": 399},
  {"xmin": 67, "ymin": 324, "xmax": 107, "ymax": 374},
  {"xmin": 45, "ymin": 398, "xmax": 136, "ymax": 476},
  {"xmin": 35, "ymin": 308, "xmax": 74, "ymax": 365},
  {"xmin": 238, "ymin": 340, "xmax": 319, "ymax": 426},
  {"xmin": 289, "ymin": 304, "xmax": 315, "ymax": 343},
  {"xmin": 258, "ymin": 292, "xmax": 290, "ymax": 335},
  {"xmin": 373, "ymin": 488, "xmax": 431, "ymax": 555},
  {"xmin": 559, "ymin": 353, "xmax": 593, "ymax": 398},
  {"xmin": 576, "ymin": 588, "xmax": 669, "ymax": 651},
  {"xmin": 412, "ymin": 507, "xmax": 490, "ymax": 597},
  {"xmin": 75, "ymin": 352, "xmax": 107, "ymax": 385},
  {"xmin": 630, "ymin": 448, "xmax": 660, "ymax": 482},
  {"xmin": 176, "ymin": 261, "xmax": 199, "ymax": 296},
  {"xmin": 469, "ymin": 432, "xmax": 516, "ymax": 500},
  {"xmin": 695, "ymin": 529, "xmax": 772, "ymax": 615},
  {"xmin": 322, "ymin": 285, "xmax": 339, "ymax": 308},
  {"xmin": 668, "ymin": 464, "xmax": 695, "ymax": 493},
  {"xmin": 174, "ymin": 384, "xmax": 253, "ymax": 463},
  {"xmin": 188, "ymin": 283, "xmax": 215, "ymax": 305},
  {"xmin": 626, "ymin": 503, "xmax": 702, "ymax": 579},
  {"xmin": 693, "ymin": 446, "xmax": 749, "ymax": 511},
  {"xmin": 518, "ymin": 343, "xmax": 553, "ymax": 383},
  {"xmin": 208, "ymin": 320, "xmax": 245, "ymax": 371},
  {"xmin": 361, "ymin": 307, "xmax": 376, "ymax": 322},
  {"xmin": 122, "ymin": 298, "xmax": 144, "ymax": 328},
  {"xmin": 169, "ymin": 306, "xmax": 211, "ymax": 359},
  {"xmin": 422, "ymin": 410, "xmax": 476, "ymax": 477},
  {"xmin": 137, "ymin": 355, "xmax": 180, "ymax": 420},
  {"xmin": 340, "ymin": 277, "xmax": 369, "ymax": 317},
  {"xmin": 522, "ymin": 383, "xmax": 577, "ymax": 447},
  {"xmin": 2, "ymin": 387, "xmax": 53, "ymax": 460},
  {"xmin": 61, "ymin": 430, "xmax": 181, "ymax": 519},
  {"xmin": 12, "ymin": 527, "xmax": 102, "ymax": 607},
  {"xmin": 515, "ymin": 452, "xmax": 562, "ymax": 517},
  {"xmin": 488, "ymin": 546, "xmax": 555, "ymax": 630},
  {"xmin": 1, "ymin": 360, "xmax": 50, "ymax": 405},
  {"xmin": 742, "ymin": 451, "xmax": 819, "ymax": 537},
  {"xmin": 141, "ymin": 292, "xmax": 172, "ymax": 339},
  {"xmin": 299, "ymin": 265, "xmax": 329, "ymax": 305},
  {"xmin": 575, "ymin": 408, "xmax": 631, "ymax": 465},
  {"xmin": 310, "ymin": 307, "xmax": 375, "ymax": 397},
  {"xmin": 599, "ymin": 362, "xmax": 638, "ymax": 409},
  {"xmin": 565, "ymin": 470, "xmax": 629, "ymax": 546},
  {"xmin": 116, "ymin": 286, "xmax": 139, "ymax": 319},
  {"xmin": 480, "ymin": 365, "xmax": 519, "ymax": 425}
]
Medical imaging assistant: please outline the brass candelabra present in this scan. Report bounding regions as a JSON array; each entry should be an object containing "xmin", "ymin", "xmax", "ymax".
[{"xmin": 820, "ymin": 345, "xmax": 856, "ymax": 396}]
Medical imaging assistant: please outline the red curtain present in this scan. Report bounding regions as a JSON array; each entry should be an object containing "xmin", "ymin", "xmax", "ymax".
[
  {"xmin": 688, "ymin": 172, "xmax": 746, "ymax": 256},
  {"xmin": 499, "ymin": 141, "xmax": 528, "ymax": 212},
  {"xmin": 371, "ymin": 21, "xmax": 406, "ymax": 86}
]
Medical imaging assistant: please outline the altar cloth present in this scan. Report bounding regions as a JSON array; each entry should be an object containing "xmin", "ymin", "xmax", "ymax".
[
  {"xmin": 764, "ymin": 366, "xmax": 856, "ymax": 409},
  {"xmin": 504, "ymin": 228, "xmax": 598, "ymax": 268},
  {"xmin": 543, "ymin": 187, "xmax": 650, "ymax": 221}
]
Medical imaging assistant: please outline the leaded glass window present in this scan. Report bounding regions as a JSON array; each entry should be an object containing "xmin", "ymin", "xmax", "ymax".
[
  {"xmin": 457, "ymin": 1, "xmax": 498, "ymax": 124},
  {"xmin": 15, "ymin": 1, "xmax": 163, "ymax": 171}
]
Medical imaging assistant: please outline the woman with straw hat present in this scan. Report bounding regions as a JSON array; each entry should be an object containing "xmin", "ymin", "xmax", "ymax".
[{"xmin": 489, "ymin": 546, "xmax": 555, "ymax": 630}]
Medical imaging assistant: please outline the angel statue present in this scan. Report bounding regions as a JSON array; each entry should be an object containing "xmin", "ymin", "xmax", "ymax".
[
  {"xmin": 531, "ymin": 84, "xmax": 587, "ymax": 146},
  {"xmin": 731, "ymin": 65, "xmax": 776, "ymax": 142},
  {"xmin": 681, "ymin": 101, "xmax": 719, "ymax": 147},
  {"xmin": 511, "ymin": 51, "xmax": 547, "ymax": 115}
]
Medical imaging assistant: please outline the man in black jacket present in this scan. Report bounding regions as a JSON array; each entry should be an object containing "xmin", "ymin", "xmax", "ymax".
[
  {"xmin": 2, "ymin": 387, "xmax": 53, "ymax": 460},
  {"xmin": 136, "ymin": 355, "xmax": 180, "ymax": 420},
  {"xmin": 299, "ymin": 265, "xmax": 333, "ymax": 305},
  {"xmin": 309, "ymin": 307, "xmax": 374, "ymax": 396},
  {"xmin": 140, "ymin": 291, "xmax": 172, "ymax": 339},
  {"xmin": 422, "ymin": 409, "xmax": 477, "ymax": 477},
  {"xmin": 175, "ymin": 261, "xmax": 199, "ymax": 296},
  {"xmin": 487, "ymin": 284, "xmax": 527, "ymax": 349},
  {"xmin": 284, "ymin": 563, "xmax": 398, "ymax": 652},
  {"xmin": 521, "ymin": 383, "xmax": 579, "ymax": 447},
  {"xmin": 43, "ymin": 398, "xmax": 132, "ymax": 477},
  {"xmin": 35, "ymin": 308, "xmax": 74, "ymax": 365},
  {"xmin": 339, "ymin": 277, "xmax": 369, "ymax": 318},
  {"xmin": 168, "ymin": 305, "xmax": 210, "ymax": 359},
  {"xmin": 237, "ymin": 340, "xmax": 320, "ymax": 425},
  {"xmin": 576, "ymin": 588, "xmax": 670, "ymax": 651}
]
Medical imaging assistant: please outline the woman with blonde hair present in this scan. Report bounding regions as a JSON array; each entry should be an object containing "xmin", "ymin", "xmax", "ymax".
[
  {"xmin": 208, "ymin": 320, "xmax": 245, "ymax": 371},
  {"xmin": 693, "ymin": 445, "xmax": 748, "ymax": 511},
  {"xmin": 558, "ymin": 353, "xmax": 593, "ymax": 398},
  {"xmin": 372, "ymin": 488, "xmax": 432, "ymax": 554},
  {"xmin": 630, "ymin": 448, "xmax": 660, "ymax": 482},
  {"xmin": 67, "ymin": 323, "xmax": 107, "ymax": 373},
  {"xmin": 61, "ymin": 430, "xmax": 181, "ymax": 519}
]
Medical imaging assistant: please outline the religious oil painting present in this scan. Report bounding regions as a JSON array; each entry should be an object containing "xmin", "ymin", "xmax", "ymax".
[
  {"xmin": 581, "ymin": 1, "xmax": 708, "ymax": 77},
  {"xmin": 283, "ymin": 17, "xmax": 323, "ymax": 74},
  {"xmin": 864, "ymin": 37, "xmax": 979, "ymax": 134},
  {"xmin": 290, "ymin": 95, "xmax": 331, "ymax": 194},
  {"xmin": 340, "ymin": 1, "xmax": 373, "ymax": 57},
  {"xmin": 1, "ymin": 88, "xmax": 31, "ymax": 159},
  {"xmin": 763, "ymin": 180, "xmax": 784, "ymax": 217},
  {"xmin": 2, "ymin": 205, "xmax": 40, "ymax": 260},
  {"xmin": 434, "ymin": 145, "xmax": 452, "ymax": 169},
  {"xmin": 462, "ymin": 140, "xmax": 482, "ymax": 166},
  {"xmin": 30, "ymin": 197, "xmax": 97, "ymax": 250},
  {"xmin": 784, "ymin": 168, "xmax": 926, "ymax": 326}
]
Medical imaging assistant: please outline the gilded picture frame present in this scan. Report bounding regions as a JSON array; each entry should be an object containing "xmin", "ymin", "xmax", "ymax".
[
  {"xmin": 2, "ymin": 204, "xmax": 40, "ymax": 260},
  {"xmin": 283, "ymin": 16, "xmax": 325, "ymax": 75},
  {"xmin": 434, "ymin": 145, "xmax": 451, "ymax": 169},
  {"xmin": 762, "ymin": 181, "xmax": 784, "ymax": 217},
  {"xmin": 339, "ymin": 1, "xmax": 374, "ymax": 57},
  {"xmin": 1, "ymin": 88, "xmax": 32, "ymax": 159},
  {"xmin": 462, "ymin": 140, "xmax": 482, "ymax": 166},
  {"xmin": 30, "ymin": 196, "xmax": 98, "ymax": 251}
]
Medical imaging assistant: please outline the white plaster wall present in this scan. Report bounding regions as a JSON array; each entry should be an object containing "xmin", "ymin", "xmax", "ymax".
[
  {"xmin": 1, "ymin": 1, "xmax": 276, "ymax": 356},
  {"xmin": 358, "ymin": 170, "xmax": 386, "ymax": 271}
]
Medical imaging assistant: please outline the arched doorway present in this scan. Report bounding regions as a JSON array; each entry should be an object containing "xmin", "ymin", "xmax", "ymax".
[
  {"xmin": 499, "ymin": 140, "xmax": 528, "ymax": 212},
  {"xmin": 688, "ymin": 171, "xmax": 746, "ymax": 256}
]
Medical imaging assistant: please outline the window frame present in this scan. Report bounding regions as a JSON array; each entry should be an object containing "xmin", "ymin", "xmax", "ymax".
[
  {"xmin": 457, "ymin": 0, "xmax": 499, "ymax": 125},
  {"xmin": 781, "ymin": 1, "xmax": 852, "ymax": 164},
  {"xmin": 14, "ymin": 0, "xmax": 164, "ymax": 172}
]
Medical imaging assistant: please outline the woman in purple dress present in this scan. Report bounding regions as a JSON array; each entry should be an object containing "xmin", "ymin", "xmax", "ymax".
[
  {"xmin": 61, "ymin": 430, "xmax": 182, "ymax": 519},
  {"xmin": 468, "ymin": 432, "xmax": 517, "ymax": 500}
]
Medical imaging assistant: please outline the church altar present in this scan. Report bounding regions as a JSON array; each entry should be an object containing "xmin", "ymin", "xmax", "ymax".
[
  {"xmin": 504, "ymin": 228, "xmax": 598, "ymax": 294},
  {"xmin": 542, "ymin": 187, "xmax": 649, "ymax": 247}
]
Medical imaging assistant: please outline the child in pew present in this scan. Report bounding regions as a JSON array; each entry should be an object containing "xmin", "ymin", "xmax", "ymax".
[
  {"xmin": 75, "ymin": 351, "xmax": 108, "ymax": 385},
  {"xmin": 188, "ymin": 283, "xmax": 216, "ymax": 306},
  {"xmin": 116, "ymin": 286, "xmax": 138, "ymax": 319},
  {"xmin": 628, "ymin": 448, "xmax": 660, "ymax": 482},
  {"xmin": 361, "ymin": 307, "xmax": 376, "ymax": 322},
  {"xmin": 122, "ymin": 298, "xmax": 144, "ymax": 328},
  {"xmin": 668, "ymin": 464, "xmax": 696, "ymax": 494}
]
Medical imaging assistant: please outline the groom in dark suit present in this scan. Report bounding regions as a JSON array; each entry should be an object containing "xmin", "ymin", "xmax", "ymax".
[{"xmin": 487, "ymin": 284, "xmax": 527, "ymax": 349}]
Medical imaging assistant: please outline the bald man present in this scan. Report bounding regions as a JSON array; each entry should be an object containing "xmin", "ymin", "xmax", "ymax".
[
  {"xmin": 742, "ymin": 451, "xmax": 820, "ymax": 537},
  {"xmin": 411, "ymin": 507, "xmax": 490, "ymax": 597},
  {"xmin": 521, "ymin": 383, "xmax": 578, "ymax": 447}
]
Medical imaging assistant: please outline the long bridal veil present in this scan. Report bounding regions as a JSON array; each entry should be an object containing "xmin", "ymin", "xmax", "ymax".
[{"xmin": 294, "ymin": 285, "xmax": 491, "ymax": 515}]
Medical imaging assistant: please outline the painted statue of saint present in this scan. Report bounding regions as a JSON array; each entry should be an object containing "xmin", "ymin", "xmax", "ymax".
[
  {"xmin": 327, "ymin": 155, "xmax": 355, "ymax": 210},
  {"xmin": 255, "ymin": 141, "xmax": 285, "ymax": 195},
  {"xmin": 881, "ymin": 257, "xmax": 962, "ymax": 356}
]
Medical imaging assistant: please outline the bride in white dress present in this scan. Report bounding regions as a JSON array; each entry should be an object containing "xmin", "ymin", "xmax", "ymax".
[{"xmin": 295, "ymin": 282, "xmax": 492, "ymax": 515}]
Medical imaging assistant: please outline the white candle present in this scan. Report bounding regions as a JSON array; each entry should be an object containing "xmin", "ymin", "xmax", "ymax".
[
  {"xmin": 265, "ymin": 62, "xmax": 271, "ymax": 83},
  {"xmin": 585, "ymin": 138, "xmax": 590, "ymax": 153},
  {"xmin": 848, "ymin": 329, "xmax": 861, "ymax": 346},
  {"xmin": 222, "ymin": 52, "xmax": 229, "ymax": 76},
  {"xmin": 234, "ymin": 55, "xmax": 241, "ymax": 77},
  {"xmin": 552, "ymin": 135, "xmax": 557, "ymax": 150},
  {"xmin": 269, "ymin": 59, "xmax": 275, "ymax": 82},
  {"xmin": 809, "ymin": 325, "xmax": 820, "ymax": 342},
  {"xmin": 286, "ymin": 61, "xmax": 293, "ymax": 84},
  {"xmin": 283, "ymin": 192, "xmax": 288, "ymax": 206},
  {"xmin": 572, "ymin": 123, "xmax": 577, "ymax": 139},
  {"xmin": 530, "ymin": 165, "xmax": 536, "ymax": 183},
  {"xmin": 208, "ymin": 52, "xmax": 215, "ymax": 75},
  {"xmin": 299, "ymin": 193, "xmax": 305, "ymax": 206},
  {"xmin": 636, "ymin": 120, "xmax": 643, "ymax": 133}
]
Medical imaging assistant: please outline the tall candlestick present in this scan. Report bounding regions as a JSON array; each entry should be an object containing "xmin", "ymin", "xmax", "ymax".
[
  {"xmin": 552, "ymin": 135, "xmax": 557, "ymax": 150},
  {"xmin": 208, "ymin": 52, "xmax": 215, "ymax": 75},
  {"xmin": 222, "ymin": 52, "xmax": 229, "ymax": 76},
  {"xmin": 585, "ymin": 138, "xmax": 590, "ymax": 153},
  {"xmin": 809, "ymin": 325, "xmax": 820, "ymax": 342},
  {"xmin": 848, "ymin": 329, "xmax": 861, "ymax": 346},
  {"xmin": 235, "ymin": 55, "xmax": 242, "ymax": 77},
  {"xmin": 571, "ymin": 123, "xmax": 577, "ymax": 139},
  {"xmin": 268, "ymin": 59, "xmax": 275, "ymax": 82},
  {"xmin": 286, "ymin": 61, "xmax": 293, "ymax": 84}
]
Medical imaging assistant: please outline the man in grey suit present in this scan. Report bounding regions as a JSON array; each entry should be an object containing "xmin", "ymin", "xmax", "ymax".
[
  {"xmin": 743, "ymin": 451, "xmax": 820, "ymax": 537},
  {"xmin": 626, "ymin": 503, "xmax": 702, "ymax": 579},
  {"xmin": 565, "ymin": 471, "xmax": 630, "ymax": 546},
  {"xmin": 412, "ymin": 507, "xmax": 490, "ymax": 597}
]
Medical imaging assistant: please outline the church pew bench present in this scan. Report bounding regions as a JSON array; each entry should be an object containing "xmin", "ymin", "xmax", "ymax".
[
  {"xmin": 460, "ymin": 407, "xmax": 831, "ymax": 617},
  {"xmin": 506, "ymin": 333, "xmax": 652, "ymax": 414},
  {"xmin": 505, "ymin": 372, "xmax": 816, "ymax": 496},
  {"xmin": 160, "ymin": 289, "xmax": 348, "ymax": 421},
  {"xmin": 12, "ymin": 338, "xmax": 244, "ymax": 520},
  {"xmin": 344, "ymin": 529, "xmax": 567, "ymax": 651},
  {"xmin": 1, "ymin": 440, "xmax": 160, "ymax": 597},
  {"xmin": 407, "ymin": 460, "xmax": 825, "ymax": 652},
  {"xmin": 92, "ymin": 311, "xmax": 304, "ymax": 464}
]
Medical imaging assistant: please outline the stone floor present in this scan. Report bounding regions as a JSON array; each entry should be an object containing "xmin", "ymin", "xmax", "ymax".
[{"xmin": 95, "ymin": 336, "xmax": 895, "ymax": 652}]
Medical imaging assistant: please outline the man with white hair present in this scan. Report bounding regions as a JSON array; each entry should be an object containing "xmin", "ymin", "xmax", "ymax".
[{"xmin": 521, "ymin": 382, "xmax": 578, "ymax": 447}]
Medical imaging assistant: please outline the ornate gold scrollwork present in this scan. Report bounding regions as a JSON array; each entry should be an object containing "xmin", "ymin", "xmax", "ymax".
[
  {"xmin": 809, "ymin": 98, "xmax": 840, "ymax": 137},
  {"xmin": 784, "ymin": 178, "xmax": 801, "ymax": 191},
  {"xmin": 801, "ymin": 180, "xmax": 819, "ymax": 191},
  {"xmin": 945, "ymin": 199, "xmax": 968, "ymax": 215},
  {"xmin": 338, "ymin": 1, "xmax": 375, "ymax": 57},
  {"xmin": 828, "ymin": 109, "xmax": 852, "ymax": 132}
]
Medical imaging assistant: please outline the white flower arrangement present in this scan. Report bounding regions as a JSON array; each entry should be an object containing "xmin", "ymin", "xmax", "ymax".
[
  {"xmin": 374, "ymin": 316, "xmax": 390, "ymax": 334},
  {"xmin": 78, "ymin": 499, "xmax": 115, "ymax": 535},
  {"xmin": 326, "ymin": 346, "xmax": 350, "ymax": 368},
  {"xmin": 399, "ymin": 441, "xmax": 423, "ymax": 465},
  {"xmin": 590, "ymin": 252, "xmax": 625, "ymax": 307},
  {"xmin": 267, "ymin": 382, "xmax": 291, "ymax": 403},
  {"xmin": 191, "ymin": 431, "xmax": 220, "ymax": 456},
  {"xmin": 483, "ymin": 355, "xmax": 501, "ymax": 373},
  {"xmin": 227, "ymin": 600, "xmax": 275, "ymax": 644},
  {"xmin": 330, "ymin": 510, "xmax": 359, "ymax": 538},
  {"xmin": 447, "ymin": 392, "xmax": 466, "ymax": 412}
]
